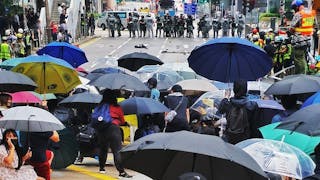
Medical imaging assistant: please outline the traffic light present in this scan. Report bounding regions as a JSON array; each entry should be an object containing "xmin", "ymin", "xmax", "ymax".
[{"xmin": 248, "ymin": 0, "xmax": 255, "ymax": 12}]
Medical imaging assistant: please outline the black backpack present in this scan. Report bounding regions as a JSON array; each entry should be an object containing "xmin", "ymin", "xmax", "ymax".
[{"xmin": 226, "ymin": 104, "xmax": 250, "ymax": 144}]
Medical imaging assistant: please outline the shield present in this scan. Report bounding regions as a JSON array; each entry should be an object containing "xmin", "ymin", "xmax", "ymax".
[
  {"xmin": 174, "ymin": 79, "xmax": 219, "ymax": 95},
  {"xmin": 0, "ymin": 71, "xmax": 37, "ymax": 92},
  {"xmin": 236, "ymin": 138, "xmax": 316, "ymax": 179},
  {"xmin": 119, "ymin": 97, "xmax": 170, "ymax": 115},
  {"xmin": 37, "ymin": 41, "xmax": 88, "ymax": 68},
  {"xmin": 89, "ymin": 73, "xmax": 148, "ymax": 92},
  {"xmin": 121, "ymin": 131, "xmax": 268, "ymax": 180},
  {"xmin": 58, "ymin": 92, "xmax": 102, "ymax": 109},
  {"xmin": 265, "ymin": 74, "xmax": 320, "ymax": 95},
  {"xmin": 11, "ymin": 91, "xmax": 42, "ymax": 104},
  {"xmin": 0, "ymin": 106, "xmax": 65, "ymax": 132},
  {"xmin": 188, "ymin": 37, "xmax": 273, "ymax": 82},
  {"xmin": 118, "ymin": 52, "xmax": 163, "ymax": 71},
  {"xmin": 11, "ymin": 55, "xmax": 81, "ymax": 94}
]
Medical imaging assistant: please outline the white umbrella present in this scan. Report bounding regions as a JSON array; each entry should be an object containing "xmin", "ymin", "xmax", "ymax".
[
  {"xmin": 0, "ymin": 106, "xmax": 65, "ymax": 132},
  {"xmin": 174, "ymin": 79, "xmax": 219, "ymax": 95}
]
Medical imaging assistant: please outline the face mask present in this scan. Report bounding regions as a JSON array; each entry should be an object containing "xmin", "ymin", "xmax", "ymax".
[{"xmin": 11, "ymin": 139, "xmax": 19, "ymax": 146}]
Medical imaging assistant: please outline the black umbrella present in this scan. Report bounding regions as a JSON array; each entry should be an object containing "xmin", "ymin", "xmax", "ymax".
[
  {"xmin": 89, "ymin": 73, "xmax": 149, "ymax": 92},
  {"xmin": 58, "ymin": 92, "xmax": 102, "ymax": 109},
  {"xmin": 51, "ymin": 128, "xmax": 79, "ymax": 169},
  {"xmin": 118, "ymin": 52, "xmax": 163, "ymax": 71},
  {"xmin": 0, "ymin": 71, "xmax": 37, "ymax": 92},
  {"xmin": 119, "ymin": 97, "xmax": 170, "ymax": 115},
  {"xmin": 275, "ymin": 104, "xmax": 320, "ymax": 136},
  {"xmin": 265, "ymin": 74, "xmax": 320, "ymax": 95},
  {"xmin": 121, "ymin": 131, "xmax": 268, "ymax": 180},
  {"xmin": 85, "ymin": 67, "xmax": 132, "ymax": 81}
]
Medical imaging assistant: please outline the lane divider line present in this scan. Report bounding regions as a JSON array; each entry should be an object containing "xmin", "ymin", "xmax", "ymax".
[
  {"xmin": 107, "ymin": 38, "xmax": 132, "ymax": 57},
  {"xmin": 67, "ymin": 165, "xmax": 117, "ymax": 180}
]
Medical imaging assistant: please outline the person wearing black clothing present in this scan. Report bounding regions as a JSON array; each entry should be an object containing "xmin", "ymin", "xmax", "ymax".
[
  {"xmin": 264, "ymin": 37, "xmax": 276, "ymax": 59},
  {"xmin": 218, "ymin": 80, "xmax": 258, "ymax": 144},
  {"xmin": 139, "ymin": 15, "xmax": 146, "ymax": 37},
  {"xmin": 164, "ymin": 85, "xmax": 190, "ymax": 132}
]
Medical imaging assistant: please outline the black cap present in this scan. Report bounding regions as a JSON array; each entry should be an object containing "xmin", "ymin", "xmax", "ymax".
[{"xmin": 171, "ymin": 84, "xmax": 183, "ymax": 92}]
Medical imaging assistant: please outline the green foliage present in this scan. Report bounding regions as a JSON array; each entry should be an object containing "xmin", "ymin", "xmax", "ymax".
[{"xmin": 0, "ymin": 0, "xmax": 23, "ymax": 17}]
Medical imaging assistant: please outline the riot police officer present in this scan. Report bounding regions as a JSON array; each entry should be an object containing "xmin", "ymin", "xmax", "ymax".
[
  {"xmin": 107, "ymin": 14, "xmax": 116, "ymax": 37},
  {"xmin": 128, "ymin": 13, "xmax": 135, "ymax": 37},
  {"xmin": 212, "ymin": 18, "xmax": 221, "ymax": 38},
  {"xmin": 186, "ymin": 15, "xmax": 194, "ymax": 38},
  {"xmin": 155, "ymin": 16, "xmax": 162, "ymax": 38},
  {"xmin": 115, "ymin": 14, "xmax": 123, "ymax": 37}
]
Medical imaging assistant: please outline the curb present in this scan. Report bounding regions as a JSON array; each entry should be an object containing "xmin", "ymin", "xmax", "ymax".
[{"xmin": 74, "ymin": 35, "xmax": 101, "ymax": 47}]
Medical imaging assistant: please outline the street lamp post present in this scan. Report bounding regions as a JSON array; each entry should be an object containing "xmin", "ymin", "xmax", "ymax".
[{"xmin": 45, "ymin": 0, "xmax": 51, "ymax": 43}]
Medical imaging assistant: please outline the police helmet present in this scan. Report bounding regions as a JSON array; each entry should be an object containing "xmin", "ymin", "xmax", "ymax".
[
  {"xmin": 147, "ymin": 77, "xmax": 157, "ymax": 88},
  {"xmin": 2, "ymin": 36, "xmax": 7, "ymax": 41},
  {"xmin": 274, "ymin": 36, "xmax": 284, "ymax": 43},
  {"xmin": 291, "ymin": 0, "xmax": 303, "ymax": 9},
  {"xmin": 5, "ymin": 29, "xmax": 11, "ymax": 36}
]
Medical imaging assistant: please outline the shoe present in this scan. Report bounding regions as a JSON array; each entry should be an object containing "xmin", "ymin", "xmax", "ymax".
[
  {"xmin": 99, "ymin": 168, "xmax": 106, "ymax": 174},
  {"xmin": 119, "ymin": 172, "xmax": 132, "ymax": 178}
]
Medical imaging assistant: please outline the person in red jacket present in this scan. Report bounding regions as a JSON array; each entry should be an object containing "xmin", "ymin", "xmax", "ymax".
[{"xmin": 96, "ymin": 89, "xmax": 132, "ymax": 178}]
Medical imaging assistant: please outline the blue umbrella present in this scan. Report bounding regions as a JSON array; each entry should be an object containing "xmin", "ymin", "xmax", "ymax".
[
  {"xmin": 188, "ymin": 37, "xmax": 273, "ymax": 82},
  {"xmin": 301, "ymin": 91, "xmax": 320, "ymax": 109},
  {"xmin": 119, "ymin": 97, "xmax": 170, "ymax": 115},
  {"xmin": 37, "ymin": 41, "xmax": 88, "ymax": 68},
  {"xmin": 0, "ymin": 57, "xmax": 24, "ymax": 70}
]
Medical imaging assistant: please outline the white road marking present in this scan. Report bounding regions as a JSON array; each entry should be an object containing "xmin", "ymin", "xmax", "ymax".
[{"xmin": 106, "ymin": 38, "xmax": 132, "ymax": 57}]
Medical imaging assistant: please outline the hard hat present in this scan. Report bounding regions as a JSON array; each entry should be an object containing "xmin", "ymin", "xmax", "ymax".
[
  {"xmin": 268, "ymin": 28, "xmax": 273, "ymax": 32},
  {"xmin": 5, "ymin": 29, "xmax": 11, "ymax": 36},
  {"xmin": 18, "ymin": 28, "xmax": 23, "ymax": 34},
  {"xmin": 252, "ymin": 35, "xmax": 259, "ymax": 41},
  {"xmin": 2, "ymin": 36, "xmax": 7, "ymax": 41},
  {"xmin": 291, "ymin": 0, "xmax": 303, "ymax": 9},
  {"xmin": 252, "ymin": 28, "xmax": 258, "ymax": 34}
]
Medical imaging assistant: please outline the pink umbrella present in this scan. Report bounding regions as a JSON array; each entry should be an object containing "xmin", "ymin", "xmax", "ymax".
[{"xmin": 11, "ymin": 91, "xmax": 42, "ymax": 104}]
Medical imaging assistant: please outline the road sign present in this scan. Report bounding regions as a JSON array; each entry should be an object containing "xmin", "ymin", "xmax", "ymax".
[{"xmin": 184, "ymin": 3, "xmax": 197, "ymax": 15}]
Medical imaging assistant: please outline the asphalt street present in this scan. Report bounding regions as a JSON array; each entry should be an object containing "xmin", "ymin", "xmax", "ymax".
[{"xmin": 51, "ymin": 29, "xmax": 211, "ymax": 180}]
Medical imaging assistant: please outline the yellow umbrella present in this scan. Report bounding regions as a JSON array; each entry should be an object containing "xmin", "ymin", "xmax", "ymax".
[{"xmin": 11, "ymin": 55, "xmax": 81, "ymax": 94}]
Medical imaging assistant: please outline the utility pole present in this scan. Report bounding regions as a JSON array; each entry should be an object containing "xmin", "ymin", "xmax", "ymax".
[{"xmin": 45, "ymin": 0, "xmax": 51, "ymax": 43}]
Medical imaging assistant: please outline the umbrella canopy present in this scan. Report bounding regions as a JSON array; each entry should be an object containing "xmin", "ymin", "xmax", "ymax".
[
  {"xmin": 190, "ymin": 91, "xmax": 225, "ymax": 117},
  {"xmin": 274, "ymin": 104, "xmax": 320, "ymax": 136},
  {"xmin": 89, "ymin": 73, "xmax": 148, "ymax": 92},
  {"xmin": 0, "ymin": 71, "xmax": 37, "ymax": 92},
  {"xmin": 188, "ymin": 37, "xmax": 273, "ymax": 82},
  {"xmin": 265, "ymin": 74, "xmax": 320, "ymax": 95},
  {"xmin": 301, "ymin": 91, "xmax": 320, "ymax": 109},
  {"xmin": 260, "ymin": 123, "xmax": 320, "ymax": 155},
  {"xmin": 86, "ymin": 67, "xmax": 132, "ymax": 81},
  {"xmin": 11, "ymin": 91, "xmax": 42, "ymax": 104},
  {"xmin": 11, "ymin": 55, "xmax": 81, "ymax": 94},
  {"xmin": 121, "ymin": 131, "xmax": 268, "ymax": 180},
  {"xmin": 51, "ymin": 128, "xmax": 79, "ymax": 169},
  {"xmin": 174, "ymin": 79, "xmax": 219, "ymax": 95},
  {"xmin": 236, "ymin": 138, "xmax": 316, "ymax": 179},
  {"xmin": 119, "ymin": 97, "xmax": 170, "ymax": 115},
  {"xmin": 252, "ymin": 99, "xmax": 284, "ymax": 111},
  {"xmin": 30, "ymin": 92, "xmax": 57, "ymax": 100},
  {"xmin": 0, "ymin": 106, "xmax": 65, "ymax": 132},
  {"xmin": 0, "ymin": 57, "xmax": 24, "ymax": 70},
  {"xmin": 58, "ymin": 92, "xmax": 102, "ymax": 109},
  {"xmin": 118, "ymin": 52, "xmax": 163, "ymax": 71},
  {"xmin": 37, "ymin": 41, "xmax": 88, "ymax": 68},
  {"xmin": 160, "ymin": 63, "xmax": 198, "ymax": 80}
]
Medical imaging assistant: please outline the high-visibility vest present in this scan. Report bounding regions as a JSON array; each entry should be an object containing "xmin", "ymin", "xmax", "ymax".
[
  {"xmin": 294, "ymin": 10, "xmax": 315, "ymax": 36},
  {"xmin": 19, "ymin": 42, "xmax": 25, "ymax": 55},
  {"xmin": 0, "ymin": 43, "xmax": 11, "ymax": 60},
  {"xmin": 283, "ymin": 44, "xmax": 292, "ymax": 61},
  {"xmin": 25, "ymin": 35, "xmax": 31, "ymax": 46}
]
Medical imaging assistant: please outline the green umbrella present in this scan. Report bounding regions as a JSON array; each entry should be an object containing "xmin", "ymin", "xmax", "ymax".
[
  {"xmin": 30, "ymin": 91, "xmax": 57, "ymax": 100},
  {"xmin": 259, "ymin": 123, "xmax": 320, "ymax": 155},
  {"xmin": 51, "ymin": 128, "xmax": 79, "ymax": 169}
]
